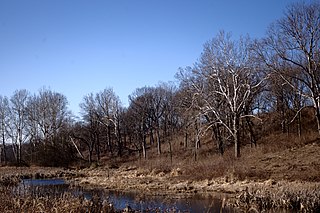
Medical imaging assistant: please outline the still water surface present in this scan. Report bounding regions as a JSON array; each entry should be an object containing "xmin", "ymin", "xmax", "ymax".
[{"xmin": 19, "ymin": 178, "xmax": 235, "ymax": 212}]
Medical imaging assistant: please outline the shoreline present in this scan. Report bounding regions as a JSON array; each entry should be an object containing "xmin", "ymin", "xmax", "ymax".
[
  {"xmin": 71, "ymin": 165, "xmax": 320, "ymax": 211},
  {"xmin": 1, "ymin": 166, "xmax": 319, "ymax": 211}
]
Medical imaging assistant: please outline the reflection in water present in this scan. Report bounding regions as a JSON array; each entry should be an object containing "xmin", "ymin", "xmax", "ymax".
[{"xmin": 18, "ymin": 179, "xmax": 235, "ymax": 212}]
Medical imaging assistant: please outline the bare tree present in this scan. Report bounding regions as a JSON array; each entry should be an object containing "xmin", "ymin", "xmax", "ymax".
[
  {"xmin": 180, "ymin": 31, "xmax": 265, "ymax": 158},
  {"xmin": 257, "ymin": 1, "xmax": 320, "ymax": 134},
  {"xmin": 79, "ymin": 93, "xmax": 101, "ymax": 163},
  {"xmin": 72, "ymin": 121, "xmax": 96, "ymax": 164},
  {"xmin": 95, "ymin": 88, "xmax": 123, "ymax": 157},
  {"xmin": 24, "ymin": 89, "xmax": 71, "ymax": 164},
  {"xmin": 150, "ymin": 87, "xmax": 166, "ymax": 155},
  {"xmin": 30, "ymin": 88, "xmax": 70, "ymax": 144},
  {"xmin": 128, "ymin": 88, "xmax": 153, "ymax": 159},
  {"xmin": 78, "ymin": 88, "xmax": 122, "ymax": 162},
  {"xmin": 8, "ymin": 89, "xmax": 29, "ymax": 164},
  {"xmin": 0, "ymin": 96, "xmax": 9, "ymax": 164}
]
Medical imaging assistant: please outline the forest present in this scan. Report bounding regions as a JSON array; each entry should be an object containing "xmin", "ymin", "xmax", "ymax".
[{"xmin": 0, "ymin": 1, "xmax": 319, "ymax": 168}]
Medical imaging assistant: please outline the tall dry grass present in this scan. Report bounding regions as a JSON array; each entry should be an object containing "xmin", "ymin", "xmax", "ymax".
[
  {"xmin": 0, "ymin": 185, "xmax": 116, "ymax": 213},
  {"xmin": 233, "ymin": 181, "xmax": 320, "ymax": 212},
  {"xmin": 129, "ymin": 130, "xmax": 320, "ymax": 183}
]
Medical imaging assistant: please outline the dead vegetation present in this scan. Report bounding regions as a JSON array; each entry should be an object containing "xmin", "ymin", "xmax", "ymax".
[
  {"xmin": 233, "ymin": 181, "xmax": 320, "ymax": 212},
  {"xmin": 0, "ymin": 130, "xmax": 319, "ymax": 212},
  {"xmin": 68, "ymin": 129, "xmax": 320, "ymax": 212},
  {"xmin": 0, "ymin": 185, "xmax": 116, "ymax": 213}
]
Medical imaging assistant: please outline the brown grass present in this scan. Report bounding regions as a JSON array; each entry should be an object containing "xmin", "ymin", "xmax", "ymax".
[
  {"xmin": 232, "ymin": 181, "xmax": 320, "ymax": 212},
  {"xmin": 2, "ymin": 127, "xmax": 320, "ymax": 211},
  {"xmin": 0, "ymin": 185, "xmax": 116, "ymax": 213},
  {"xmin": 124, "ymin": 131, "xmax": 320, "ymax": 183}
]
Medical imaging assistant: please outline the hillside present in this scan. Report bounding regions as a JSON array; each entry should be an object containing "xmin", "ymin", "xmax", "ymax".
[{"xmin": 70, "ymin": 132, "xmax": 320, "ymax": 211}]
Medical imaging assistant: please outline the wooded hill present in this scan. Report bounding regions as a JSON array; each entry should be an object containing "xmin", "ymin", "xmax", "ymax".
[{"xmin": 0, "ymin": 1, "xmax": 319, "ymax": 170}]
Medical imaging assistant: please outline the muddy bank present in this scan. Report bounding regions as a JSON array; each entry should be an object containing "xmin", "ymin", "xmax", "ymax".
[{"xmin": 72, "ymin": 166, "xmax": 320, "ymax": 211}]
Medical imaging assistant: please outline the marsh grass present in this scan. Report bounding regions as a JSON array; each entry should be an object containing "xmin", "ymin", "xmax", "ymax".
[
  {"xmin": 0, "ymin": 185, "xmax": 116, "ymax": 213},
  {"xmin": 233, "ymin": 182, "xmax": 320, "ymax": 212}
]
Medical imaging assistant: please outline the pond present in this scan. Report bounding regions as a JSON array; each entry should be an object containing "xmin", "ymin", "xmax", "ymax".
[{"xmin": 18, "ymin": 178, "xmax": 236, "ymax": 212}]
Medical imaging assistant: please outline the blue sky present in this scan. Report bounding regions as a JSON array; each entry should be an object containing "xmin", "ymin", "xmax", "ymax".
[{"xmin": 0, "ymin": 0, "xmax": 301, "ymax": 116}]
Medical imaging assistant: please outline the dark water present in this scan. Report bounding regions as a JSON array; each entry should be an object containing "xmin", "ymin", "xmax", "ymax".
[
  {"xmin": 22, "ymin": 178, "xmax": 66, "ymax": 186},
  {"xmin": 18, "ymin": 178, "xmax": 236, "ymax": 212}
]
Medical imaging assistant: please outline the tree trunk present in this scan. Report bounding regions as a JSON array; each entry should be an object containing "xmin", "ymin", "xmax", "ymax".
[
  {"xmin": 2, "ymin": 132, "xmax": 6, "ymax": 164},
  {"xmin": 88, "ymin": 149, "xmax": 93, "ymax": 164},
  {"xmin": 315, "ymin": 106, "xmax": 320, "ymax": 136},
  {"xmin": 117, "ymin": 126, "xmax": 122, "ymax": 157},
  {"xmin": 169, "ymin": 138, "xmax": 173, "ymax": 165},
  {"xmin": 150, "ymin": 128, "xmax": 154, "ymax": 145},
  {"xmin": 96, "ymin": 133, "xmax": 100, "ymax": 161},
  {"xmin": 107, "ymin": 125, "xmax": 112, "ymax": 153},
  {"xmin": 297, "ymin": 110, "xmax": 302, "ymax": 137},
  {"xmin": 18, "ymin": 135, "xmax": 22, "ymax": 165},
  {"xmin": 195, "ymin": 119, "xmax": 201, "ymax": 150},
  {"xmin": 246, "ymin": 118, "xmax": 256, "ymax": 147},
  {"xmin": 212, "ymin": 124, "xmax": 224, "ymax": 155},
  {"xmin": 156, "ymin": 128, "xmax": 161, "ymax": 155},
  {"xmin": 184, "ymin": 124, "xmax": 188, "ymax": 148},
  {"xmin": 142, "ymin": 133, "xmax": 147, "ymax": 159},
  {"xmin": 233, "ymin": 115, "xmax": 241, "ymax": 158},
  {"xmin": 185, "ymin": 132, "xmax": 188, "ymax": 148}
]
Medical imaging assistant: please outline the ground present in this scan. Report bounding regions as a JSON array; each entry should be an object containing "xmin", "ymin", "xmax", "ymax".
[
  {"xmin": 69, "ymin": 138, "xmax": 320, "ymax": 211},
  {"xmin": 1, "ymin": 134, "xmax": 320, "ymax": 211}
]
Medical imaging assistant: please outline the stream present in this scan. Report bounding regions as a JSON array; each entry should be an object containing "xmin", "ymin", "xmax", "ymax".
[{"xmin": 17, "ymin": 178, "xmax": 236, "ymax": 212}]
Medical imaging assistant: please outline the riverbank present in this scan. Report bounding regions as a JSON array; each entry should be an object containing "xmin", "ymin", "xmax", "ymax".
[
  {"xmin": 0, "ymin": 165, "xmax": 319, "ymax": 212},
  {"xmin": 69, "ymin": 140, "xmax": 320, "ymax": 212},
  {"xmin": 1, "ymin": 137, "xmax": 320, "ymax": 211},
  {"xmin": 71, "ymin": 165, "xmax": 320, "ymax": 211}
]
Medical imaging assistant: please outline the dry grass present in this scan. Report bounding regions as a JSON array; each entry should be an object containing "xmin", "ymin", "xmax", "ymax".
[
  {"xmin": 0, "ymin": 167, "xmax": 111, "ymax": 213},
  {"xmin": 0, "ymin": 166, "xmax": 82, "ymax": 183},
  {"xmin": 233, "ymin": 181, "xmax": 320, "ymax": 212},
  {"xmin": 0, "ymin": 185, "xmax": 116, "ymax": 213},
  {"xmin": 2, "ymin": 128, "xmax": 319, "ymax": 212},
  {"xmin": 128, "ymin": 131, "xmax": 320, "ymax": 184}
]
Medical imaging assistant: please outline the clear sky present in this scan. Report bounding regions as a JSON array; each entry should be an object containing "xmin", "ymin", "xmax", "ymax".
[{"xmin": 0, "ymin": 0, "xmax": 302, "ymax": 117}]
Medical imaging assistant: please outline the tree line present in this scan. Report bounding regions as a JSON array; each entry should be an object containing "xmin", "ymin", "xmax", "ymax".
[{"xmin": 0, "ymin": 1, "xmax": 319, "ymax": 166}]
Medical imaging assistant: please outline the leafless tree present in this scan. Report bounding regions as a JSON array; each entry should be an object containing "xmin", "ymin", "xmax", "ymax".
[
  {"xmin": 257, "ymin": 1, "xmax": 320, "ymax": 134},
  {"xmin": 180, "ymin": 31, "xmax": 265, "ymax": 158},
  {"xmin": 79, "ymin": 93, "xmax": 101, "ymax": 163},
  {"xmin": 128, "ymin": 88, "xmax": 153, "ymax": 159},
  {"xmin": 7, "ymin": 89, "xmax": 29, "ymax": 164},
  {"xmin": 30, "ymin": 88, "xmax": 70, "ymax": 144},
  {"xmin": 78, "ymin": 88, "xmax": 123, "ymax": 162},
  {"xmin": 0, "ymin": 96, "xmax": 9, "ymax": 164},
  {"xmin": 23, "ymin": 88, "xmax": 71, "ymax": 164},
  {"xmin": 72, "ymin": 121, "xmax": 96, "ymax": 164},
  {"xmin": 95, "ymin": 88, "xmax": 123, "ymax": 156}
]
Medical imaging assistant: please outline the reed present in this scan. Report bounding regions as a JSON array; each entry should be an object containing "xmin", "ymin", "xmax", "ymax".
[
  {"xmin": 232, "ymin": 182, "xmax": 320, "ymax": 212},
  {"xmin": 0, "ymin": 185, "xmax": 117, "ymax": 213}
]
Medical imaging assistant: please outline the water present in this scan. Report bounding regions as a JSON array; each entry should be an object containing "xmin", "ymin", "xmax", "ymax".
[
  {"xmin": 22, "ymin": 178, "xmax": 66, "ymax": 186},
  {"xmin": 18, "ymin": 178, "xmax": 235, "ymax": 212}
]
